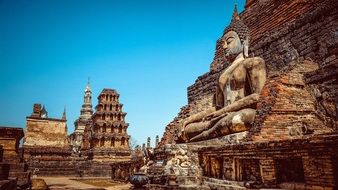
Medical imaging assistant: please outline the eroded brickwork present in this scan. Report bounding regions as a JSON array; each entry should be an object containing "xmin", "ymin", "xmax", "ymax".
[
  {"xmin": 24, "ymin": 118, "xmax": 68, "ymax": 147},
  {"xmin": 198, "ymin": 134, "xmax": 338, "ymax": 189},
  {"xmin": 250, "ymin": 60, "xmax": 334, "ymax": 141},
  {"xmin": 90, "ymin": 89, "xmax": 131, "ymax": 163},
  {"xmin": 24, "ymin": 104, "xmax": 68, "ymax": 148},
  {"xmin": 91, "ymin": 89, "xmax": 129, "ymax": 150},
  {"xmin": 0, "ymin": 127, "xmax": 30, "ymax": 189}
]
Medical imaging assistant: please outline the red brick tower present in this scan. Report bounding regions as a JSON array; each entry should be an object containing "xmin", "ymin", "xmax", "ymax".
[{"xmin": 90, "ymin": 88, "xmax": 131, "ymax": 162}]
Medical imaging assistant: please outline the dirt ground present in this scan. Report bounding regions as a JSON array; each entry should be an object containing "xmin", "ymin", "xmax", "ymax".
[{"xmin": 41, "ymin": 177, "xmax": 132, "ymax": 190}]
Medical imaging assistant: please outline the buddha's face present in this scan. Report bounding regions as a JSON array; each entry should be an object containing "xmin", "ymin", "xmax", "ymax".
[{"xmin": 221, "ymin": 31, "xmax": 243, "ymax": 60}]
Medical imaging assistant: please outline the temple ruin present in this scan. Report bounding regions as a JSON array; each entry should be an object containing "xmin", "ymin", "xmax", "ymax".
[
  {"xmin": 0, "ymin": 127, "xmax": 30, "ymax": 190},
  {"xmin": 1, "ymin": 0, "xmax": 337, "ymax": 189},
  {"xmin": 90, "ymin": 88, "xmax": 130, "ymax": 162},
  {"xmin": 20, "ymin": 85, "xmax": 132, "ymax": 178},
  {"xmin": 145, "ymin": 0, "xmax": 338, "ymax": 189},
  {"xmin": 24, "ymin": 104, "xmax": 68, "ymax": 148}
]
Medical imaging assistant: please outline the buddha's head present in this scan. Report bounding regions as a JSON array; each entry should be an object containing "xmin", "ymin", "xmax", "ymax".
[
  {"xmin": 222, "ymin": 31, "xmax": 243, "ymax": 61},
  {"xmin": 221, "ymin": 5, "xmax": 250, "ymax": 61}
]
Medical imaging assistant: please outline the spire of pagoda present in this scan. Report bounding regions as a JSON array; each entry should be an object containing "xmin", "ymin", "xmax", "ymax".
[
  {"xmin": 62, "ymin": 106, "xmax": 66, "ymax": 120},
  {"xmin": 80, "ymin": 80, "xmax": 93, "ymax": 120}
]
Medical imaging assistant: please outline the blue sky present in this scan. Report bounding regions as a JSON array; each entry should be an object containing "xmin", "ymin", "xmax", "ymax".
[{"xmin": 0, "ymin": 0, "xmax": 245, "ymax": 147}]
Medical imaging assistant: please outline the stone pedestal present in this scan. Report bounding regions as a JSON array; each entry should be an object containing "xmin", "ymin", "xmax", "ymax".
[{"xmin": 147, "ymin": 144, "xmax": 207, "ymax": 189}]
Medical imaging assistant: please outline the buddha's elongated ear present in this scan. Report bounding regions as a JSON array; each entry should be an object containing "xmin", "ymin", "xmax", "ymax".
[{"xmin": 243, "ymin": 38, "xmax": 249, "ymax": 58}]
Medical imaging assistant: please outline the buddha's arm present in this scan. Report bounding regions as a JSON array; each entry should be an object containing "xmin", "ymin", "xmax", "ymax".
[
  {"xmin": 181, "ymin": 107, "xmax": 216, "ymax": 130},
  {"xmin": 205, "ymin": 93, "xmax": 260, "ymax": 119},
  {"xmin": 246, "ymin": 57, "xmax": 266, "ymax": 94}
]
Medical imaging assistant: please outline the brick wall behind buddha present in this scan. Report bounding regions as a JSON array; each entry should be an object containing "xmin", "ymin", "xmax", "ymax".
[{"xmin": 212, "ymin": 0, "xmax": 338, "ymax": 71}]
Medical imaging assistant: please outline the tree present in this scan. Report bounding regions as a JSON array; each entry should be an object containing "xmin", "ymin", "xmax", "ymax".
[{"xmin": 129, "ymin": 137, "xmax": 138, "ymax": 150}]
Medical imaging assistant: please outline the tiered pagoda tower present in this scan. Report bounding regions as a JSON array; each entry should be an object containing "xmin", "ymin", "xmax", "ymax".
[
  {"xmin": 71, "ymin": 81, "xmax": 94, "ymax": 151},
  {"xmin": 90, "ymin": 88, "xmax": 130, "ymax": 161}
]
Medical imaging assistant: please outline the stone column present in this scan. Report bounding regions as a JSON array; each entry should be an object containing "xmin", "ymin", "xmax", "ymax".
[
  {"xmin": 147, "ymin": 137, "xmax": 151, "ymax": 148},
  {"xmin": 259, "ymin": 158, "xmax": 276, "ymax": 185},
  {"xmin": 155, "ymin": 135, "xmax": 159, "ymax": 148}
]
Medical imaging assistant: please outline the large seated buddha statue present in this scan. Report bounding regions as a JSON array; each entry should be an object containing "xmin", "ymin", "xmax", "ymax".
[{"xmin": 178, "ymin": 7, "xmax": 267, "ymax": 142}]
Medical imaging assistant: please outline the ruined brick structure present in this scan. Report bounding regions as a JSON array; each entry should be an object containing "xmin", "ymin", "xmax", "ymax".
[
  {"xmin": 90, "ymin": 88, "xmax": 130, "ymax": 161},
  {"xmin": 157, "ymin": 0, "xmax": 338, "ymax": 189},
  {"xmin": 23, "ymin": 104, "xmax": 75, "ymax": 176},
  {"xmin": 23, "ymin": 88, "xmax": 132, "ymax": 177},
  {"xmin": 91, "ymin": 89, "xmax": 130, "ymax": 151},
  {"xmin": 0, "ymin": 127, "xmax": 30, "ymax": 189},
  {"xmin": 82, "ymin": 89, "xmax": 132, "ymax": 177},
  {"xmin": 111, "ymin": 159, "xmax": 144, "ymax": 182},
  {"xmin": 24, "ymin": 104, "xmax": 68, "ymax": 148}
]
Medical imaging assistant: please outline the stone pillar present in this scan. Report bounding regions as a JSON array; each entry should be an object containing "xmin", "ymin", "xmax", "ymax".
[
  {"xmin": 155, "ymin": 135, "xmax": 159, "ymax": 148},
  {"xmin": 147, "ymin": 137, "xmax": 151, "ymax": 148},
  {"xmin": 259, "ymin": 158, "xmax": 276, "ymax": 186},
  {"xmin": 142, "ymin": 143, "xmax": 145, "ymax": 150},
  {"xmin": 223, "ymin": 157, "xmax": 235, "ymax": 180}
]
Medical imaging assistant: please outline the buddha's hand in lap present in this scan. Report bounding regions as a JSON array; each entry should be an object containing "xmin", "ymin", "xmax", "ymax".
[
  {"xmin": 202, "ymin": 113, "xmax": 214, "ymax": 121},
  {"xmin": 181, "ymin": 120, "xmax": 189, "ymax": 132},
  {"xmin": 204, "ymin": 111, "xmax": 228, "ymax": 122}
]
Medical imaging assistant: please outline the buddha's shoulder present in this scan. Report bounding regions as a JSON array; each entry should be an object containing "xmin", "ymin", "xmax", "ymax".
[{"xmin": 242, "ymin": 57, "xmax": 265, "ymax": 68}]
